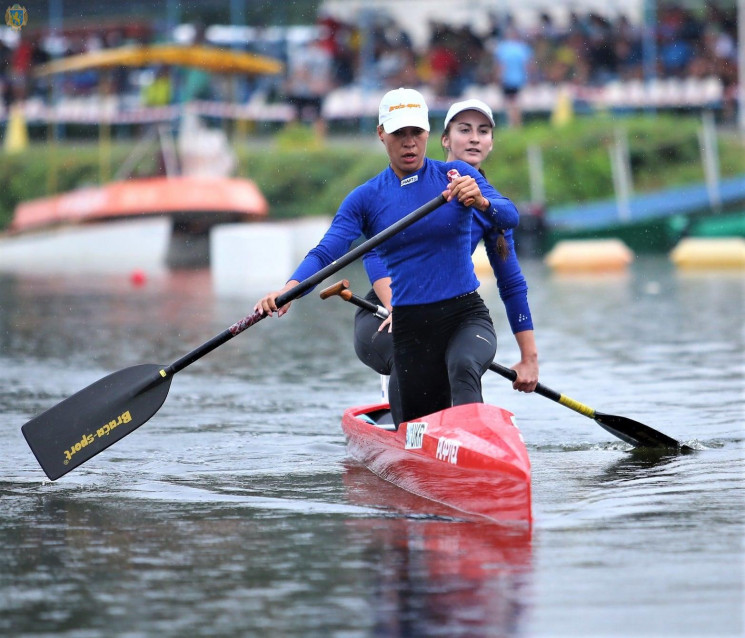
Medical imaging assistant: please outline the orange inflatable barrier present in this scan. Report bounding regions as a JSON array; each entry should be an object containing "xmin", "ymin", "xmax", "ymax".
[
  {"xmin": 544, "ymin": 239, "xmax": 634, "ymax": 272},
  {"xmin": 670, "ymin": 237, "xmax": 745, "ymax": 269}
]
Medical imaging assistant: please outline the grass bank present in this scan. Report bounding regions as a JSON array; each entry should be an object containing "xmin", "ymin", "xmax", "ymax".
[{"xmin": 1, "ymin": 114, "xmax": 743, "ymax": 229}]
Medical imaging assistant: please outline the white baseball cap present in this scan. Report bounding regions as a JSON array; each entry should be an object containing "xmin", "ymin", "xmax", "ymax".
[
  {"xmin": 378, "ymin": 87, "xmax": 430, "ymax": 133},
  {"xmin": 443, "ymin": 98, "xmax": 495, "ymax": 130}
]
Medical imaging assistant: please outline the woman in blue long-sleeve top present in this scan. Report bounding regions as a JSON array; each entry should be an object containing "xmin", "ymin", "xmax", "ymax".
[
  {"xmin": 255, "ymin": 88, "xmax": 519, "ymax": 427},
  {"xmin": 354, "ymin": 99, "xmax": 539, "ymax": 422}
]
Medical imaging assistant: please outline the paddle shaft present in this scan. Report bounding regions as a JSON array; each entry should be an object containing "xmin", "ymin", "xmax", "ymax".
[
  {"xmin": 489, "ymin": 362, "xmax": 584, "ymax": 412},
  {"xmin": 165, "ymin": 194, "xmax": 446, "ymax": 376},
  {"xmin": 321, "ymin": 281, "xmax": 688, "ymax": 450}
]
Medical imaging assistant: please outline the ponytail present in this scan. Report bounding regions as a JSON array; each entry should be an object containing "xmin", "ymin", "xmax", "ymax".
[
  {"xmin": 496, "ymin": 230, "xmax": 509, "ymax": 260},
  {"xmin": 478, "ymin": 168, "xmax": 510, "ymax": 261}
]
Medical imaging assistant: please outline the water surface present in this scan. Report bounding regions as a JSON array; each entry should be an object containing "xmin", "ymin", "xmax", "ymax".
[{"xmin": 1, "ymin": 257, "xmax": 742, "ymax": 637}]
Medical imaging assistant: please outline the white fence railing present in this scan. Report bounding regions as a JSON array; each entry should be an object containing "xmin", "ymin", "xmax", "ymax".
[{"xmin": 0, "ymin": 77, "xmax": 726, "ymax": 126}]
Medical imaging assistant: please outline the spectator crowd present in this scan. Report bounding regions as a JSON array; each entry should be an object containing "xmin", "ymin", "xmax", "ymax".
[
  {"xmin": 309, "ymin": 3, "xmax": 738, "ymax": 123},
  {"xmin": 0, "ymin": 2, "xmax": 739, "ymax": 129}
]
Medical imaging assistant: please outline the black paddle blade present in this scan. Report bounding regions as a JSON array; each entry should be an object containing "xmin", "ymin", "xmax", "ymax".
[
  {"xmin": 21, "ymin": 364, "xmax": 173, "ymax": 480},
  {"xmin": 594, "ymin": 411, "xmax": 688, "ymax": 450}
]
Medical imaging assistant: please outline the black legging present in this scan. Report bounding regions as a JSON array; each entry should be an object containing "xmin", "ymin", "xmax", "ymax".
[
  {"xmin": 355, "ymin": 289, "xmax": 497, "ymax": 426},
  {"xmin": 393, "ymin": 291, "xmax": 496, "ymax": 425},
  {"xmin": 353, "ymin": 290, "xmax": 402, "ymax": 422}
]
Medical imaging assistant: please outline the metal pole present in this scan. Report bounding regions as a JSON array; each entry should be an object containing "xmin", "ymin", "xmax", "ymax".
[
  {"xmin": 738, "ymin": 0, "xmax": 744, "ymax": 138},
  {"xmin": 230, "ymin": 0, "xmax": 246, "ymax": 31},
  {"xmin": 229, "ymin": 0, "xmax": 247, "ymax": 139},
  {"xmin": 617, "ymin": 126, "xmax": 634, "ymax": 197},
  {"xmin": 610, "ymin": 135, "xmax": 631, "ymax": 223},
  {"xmin": 49, "ymin": 0, "xmax": 64, "ymax": 139},
  {"xmin": 358, "ymin": 9, "xmax": 376, "ymax": 133},
  {"xmin": 642, "ymin": 0, "xmax": 657, "ymax": 115},
  {"xmin": 699, "ymin": 111, "xmax": 721, "ymax": 213},
  {"xmin": 527, "ymin": 144, "xmax": 545, "ymax": 205},
  {"xmin": 167, "ymin": 0, "xmax": 180, "ymax": 36}
]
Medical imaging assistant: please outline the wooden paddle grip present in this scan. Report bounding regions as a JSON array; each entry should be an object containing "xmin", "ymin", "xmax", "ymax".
[{"xmin": 319, "ymin": 279, "xmax": 350, "ymax": 299}]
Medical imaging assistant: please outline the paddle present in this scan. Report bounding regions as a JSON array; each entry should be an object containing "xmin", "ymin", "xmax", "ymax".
[
  {"xmin": 320, "ymin": 279, "xmax": 690, "ymax": 451},
  {"xmin": 22, "ymin": 194, "xmax": 447, "ymax": 480},
  {"xmin": 487, "ymin": 362, "xmax": 692, "ymax": 450}
]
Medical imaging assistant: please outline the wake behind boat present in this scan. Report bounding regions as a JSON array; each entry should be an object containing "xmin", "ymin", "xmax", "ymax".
[{"xmin": 341, "ymin": 402, "xmax": 532, "ymax": 526}]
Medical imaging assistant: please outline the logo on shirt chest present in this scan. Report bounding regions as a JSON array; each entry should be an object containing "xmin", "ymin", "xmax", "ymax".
[{"xmin": 400, "ymin": 175, "xmax": 418, "ymax": 187}]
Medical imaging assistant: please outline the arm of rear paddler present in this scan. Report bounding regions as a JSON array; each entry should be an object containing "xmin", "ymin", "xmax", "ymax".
[
  {"xmin": 485, "ymin": 229, "xmax": 534, "ymax": 334},
  {"xmin": 362, "ymin": 249, "xmax": 389, "ymax": 287},
  {"xmin": 472, "ymin": 170, "xmax": 519, "ymax": 229}
]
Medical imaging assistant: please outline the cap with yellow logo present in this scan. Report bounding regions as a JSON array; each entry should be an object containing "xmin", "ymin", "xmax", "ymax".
[{"xmin": 378, "ymin": 87, "xmax": 430, "ymax": 133}]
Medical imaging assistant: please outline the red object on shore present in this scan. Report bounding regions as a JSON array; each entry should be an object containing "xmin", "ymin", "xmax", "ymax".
[
  {"xmin": 341, "ymin": 402, "xmax": 532, "ymax": 526},
  {"xmin": 9, "ymin": 176, "xmax": 269, "ymax": 234}
]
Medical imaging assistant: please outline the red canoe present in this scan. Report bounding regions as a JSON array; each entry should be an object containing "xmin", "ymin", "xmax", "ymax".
[{"xmin": 341, "ymin": 402, "xmax": 532, "ymax": 526}]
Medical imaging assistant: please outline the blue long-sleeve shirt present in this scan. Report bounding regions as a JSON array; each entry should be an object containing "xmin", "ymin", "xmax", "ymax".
[
  {"xmin": 290, "ymin": 158, "xmax": 518, "ymax": 306},
  {"xmin": 363, "ymin": 184, "xmax": 534, "ymax": 334}
]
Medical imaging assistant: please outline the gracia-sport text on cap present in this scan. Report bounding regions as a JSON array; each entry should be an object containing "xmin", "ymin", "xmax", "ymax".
[{"xmin": 378, "ymin": 87, "xmax": 430, "ymax": 133}]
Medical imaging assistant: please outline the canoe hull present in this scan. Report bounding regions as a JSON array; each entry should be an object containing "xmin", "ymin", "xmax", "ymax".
[{"xmin": 341, "ymin": 403, "xmax": 531, "ymax": 525}]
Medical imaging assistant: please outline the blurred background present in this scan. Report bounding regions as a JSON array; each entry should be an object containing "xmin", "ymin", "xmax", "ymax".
[
  {"xmin": 1, "ymin": 8, "xmax": 743, "ymax": 635},
  {"xmin": 2, "ymin": 0, "xmax": 740, "ymax": 128},
  {"xmin": 1, "ymin": 0, "xmax": 743, "ymax": 268}
]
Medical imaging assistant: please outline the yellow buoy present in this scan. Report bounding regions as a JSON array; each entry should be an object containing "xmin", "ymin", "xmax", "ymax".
[
  {"xmin": 670, "ymin": 237, "xmax": 745, "ymax": 269},
  {"xmin": 544, "ymin": 239, "xmax": 634, "ymax": 272}
]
